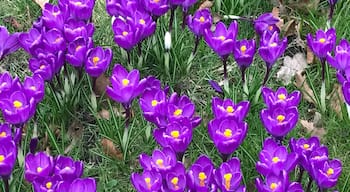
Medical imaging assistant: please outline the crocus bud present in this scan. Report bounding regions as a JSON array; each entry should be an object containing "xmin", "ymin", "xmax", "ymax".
[{"xmin": 164, "ymin": 31, "xmax": 171, "ymax": 50}]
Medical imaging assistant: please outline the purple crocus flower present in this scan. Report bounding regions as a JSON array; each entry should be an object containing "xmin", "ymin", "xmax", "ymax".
[
  {"xmin": 129, "ymin": 11, "xmax": 156, "ymax": 40},
  {"xmin": 208, "ymin": 116, "xmax": 248, "ymax": 157},
  {"xmin": 262, "ymin": 86, "xmax": 301, "ymax": 109},
  {"xmin": 131, "ymin": 170, "xmax": 162, "ymax": 192},
  {"xmin": 68, "ymin": 0, "xmax": 95, "ymax": 21},
  {"xmin": 66, "ymin": 37, "xmax": 94, "ymax": 67},
  {"xmin": 326, "ymin": 39, "xmax": 350, "ymax": 71},
  {"xmin": 256, "ymin": 138, "xmax": 298, "ymax": 176},
  {"xmin": 307, "ymin": 28, "xmax": 336, "ymax": 59},
  {"xmin": 63, "ymin": 20, "xmax": 95, "ymax": 42},
  {"xmin": 23, "ymin": 74, "xmax": 45, "ymax": 104},
  {"xmin": 259, "ymin": 31, "xmax": 288, "ymax": 68},
  {"xmin": 307, "ymin": 146, "xmax": 329, "ymax": 176},
  {"xmin": 187, "ymin": 9, "xmax": 212, "ymax": 37},
  {"xmin": 187, "ymin": 155, "xmax": 215, "ymax": 191},
  {"xmin": 211, "ymin": 97, "xmax": 250, "ymax": 122},
  {"xmin": 139, "ymin": 88, "xmax": 167, "ymax": 125},
  {"xmin": 0, "ymin": 139, "xmax": 17, "ymax": 177},
  {"xmin": 204, "ymin": 21, "xmax": 238, "ymax": 57},
  {"xmin": 139, "ymin": 147, "xmax": 177, "ymax": 173},
  {"xmin": 43, "ymin": 28, "xmax": 66, "ymax": 53},
  {"xmin": 0, "ymin": 72, "xmax": 18, "ymax": 98},
  {"xmin": 311, "ymin": 159, "xmax": 342, "ymax": 189},
  {"xmin": 165, "ymin": 162, "xmax": 187, "ymax": 192},
  {"xmin": 0, "ymin": 26, "xmax": 20, "ymax": 60},
  {"xmin": 25, "ymin": 152, "xmax": 54, "ymax": 183},
  {"xmin": 112, "ymin": 17, "xmax": 142, "ymax": 51},
  {"xmin": 106, "ymin": 64, "xmax": 146, "ymax": 105},
  {"xmin": 41, "ymin": 3, "xmax": 67, "ymax": 30},
  {"xmin": 0, "ymin": 90, "xmax": 36, "ymax": 124},
  {"xmin": 0, "ymin": 123, "xmax": 11, "ymax": 140},
  {"xmin": 289, "ymin": 137, "xmax": 321, "ymax": 172},
  {"xmin": 342, "ymin": 81, "xmax": 350, "ymax": 105},
  {"xmin": 56, "ymin": 178, "xmax": 97, "ymax": 192},
  {"xmin": 33, "ymin": 175, "xmax": 60, "ymax": 192},
  {"xmin": 214, "ymin": 157, "xmax": 246, "ymax": 192},
  {"xmin": 54, "ymin": 155, "xmax": 84, "ymax": 180},
  {"xmin": 19, "ymin": 28, "xmax": 43, "ymax": 56},
  {"xmin": 153, "ymin": 120, "xmax": 193, "ymax": 154},
  {"xmin": 256, "ymin": 171, "xmax": 303, "ymax": 192},
  {"xmin": 140, "ymin": 0, "xmax": 169, "ymax": 17},
  {"xmin": 208, "ymin": 80, "xmax": 223, "ymax": 94},
  {"xmin": 233, "ymin": 39, "xmax": 256, "ymax": 71},
  {"xmin": 85, "ymin": 46, "xmax": 113, "ymax": 77},
  {"xmin": 254, "ymin": 13, "xmax": 280, "ymax": 36},
  {"xmin": 28, "ymin": 54, "xmax": 56, "ymax": 81},
  {"xmin": 260, "ymin": 106, "xmax": 298, "ymax": 138}
]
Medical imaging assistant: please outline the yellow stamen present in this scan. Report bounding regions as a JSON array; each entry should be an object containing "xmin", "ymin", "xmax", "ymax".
[
  {"xmin": 270, "ymin": 42, "xmax": 277, "ymax": 47},
  {"xmin": 92, "ymin": 56, "xmax": 100, "ymax": 66},
  {"xmin": 156, "ymin": 159, "xmax": 164, "ymax": 168},
  {"xmin": 153, "ymin": 0, "xmax": 160, "ymax": 3},
  {"xmin": 240, "ymin": 45, "xmax": 247, "ymax": 53},
  {"xmin": 54, "ymin": 37, "xmax": 62, "ymax": 43},
  {"xmin": 30, "ymin": 86, "xmax": 37, "ymax": 91},
  {"xmin": 46, "ymin": 182, "xmax": 52, "ymax": 189},
  {"xmin": 303, "ymin": 144, "xmax": 310, "ymax": 150},
  {"xmin": 314, "ymin": 156, "xmax": 321, "ymax": 159},
  {"xmin": 74, "ymin": 2, "xmax": 82, "ymax": 6},
  {"xmin": 39, "ymin": 65, "xmax": 46, "ymax": 70},
  {"xmin": 270, "ymin": 182, "xmax": 278, "ymax": 190},
  {"xmin": 327, "ymin": 168, "xmax": 334, "ymax": 176},
  {"xmin": 151, "ymin": 100, "xmax": 158, "ymax": 107},
  {"xmin": 198, "ymin": 172, "xmax": 207, "ymax": 187},
  {"xmin": 170, "ymin": 130, "xmax": 180, "ymax": 138},
  {"xmin": 223, "ymin": 129, "xmax": 232, "ymax": 138},
  {"xmin": 319, "ymin": 38, "xmax": 326, "ymax": 43},
  {"xmin": 171, "ymin": 177, "xmax": 179, "ymax": 190},
  {"xmin": 219, "ymin": 36, "xmax": 225, "ymax": 41},
  {"xmin": 122, "ymin": 79, "xmax": 129, "ymax": 86},
  {"xmin": 226, "ymin": 106, "xmax": 234, "ymax": 113},
  {"xmin": 199, "ymin": 16, "xmax": 205, "ymax": 23},
  {"xmin": 272, "ymin": 157, "xmax": 280, "ymax": 163},
  {"xmin": 37, "ymin": 167, "xmax": 43, "ymax": 173},
  {"xmin": 52, "ymin": 11, "xmax": 60, "ymax": 17},
  {"xmin": 76, "ymin": 45, "xmax": 82, "ymax": 51},
  {"xmin": 277, "ymin": 94, "xmax": 286, "ymax": 100},
  {"xmin": 276, "ymin": 115, "xmax": 285, "ymax": 123},
  {"xmin": 268, "ymin": 25, "xmax": 273, "ymax": 31},
  {"xmin": 173, "ymin": 109, "xmax": 182, "ymax": 116},
  {"xmin": 144, "ymin": 177, "xmax": 151, "ymax": 189},
  {"xmin": 122, "ymin": 31, "xmax": 128, "ymax": 36},
  {"xmin": 0, "ymin": 155, "xmax": 4, "ymax": 162},
  {"xmin": 0, "ymin": 131, "xmax": 6, "ymax": 138},
  {"xmin": 224, "ymin": 173, "xmax": 232, "ymax": 190},
  {"xmin": 139, "ymin": 19, "xmax": 145, "ymax": 24},
  {"xmin": 13, "ymin": 100, "xmax": 23, "ymax": 109}
]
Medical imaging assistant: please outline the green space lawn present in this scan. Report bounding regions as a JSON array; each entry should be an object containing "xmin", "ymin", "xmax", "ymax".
[{"xmin": 0, "ymin": 0, "xmax": 350, "ymax": 191}]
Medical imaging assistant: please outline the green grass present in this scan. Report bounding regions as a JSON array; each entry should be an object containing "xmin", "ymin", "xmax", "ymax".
[{"xmin": 1, "ymin": 0, "xmax": 350, "ymax": 191}]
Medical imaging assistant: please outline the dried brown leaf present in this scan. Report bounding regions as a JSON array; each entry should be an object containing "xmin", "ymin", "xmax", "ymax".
[
  {"xmin": 67, "ymin": 120, "xmax": 84, "ymax": 140},
  {"xmin": 282, "ymin": 19, "xmax": 297, "ymax": 37},
  {"xmin": 294, "ymin": 72, "xmax": 316, "ymax": 104},
  {"xmin": 328, "ymin": 83, "xmax": 344, "ymax": 117},
  {"xmin": 3, "ymin": 16, "xmax": 22, "ymax": 30},
  {"xmin": 94, "ymin": 74, "xmax": 110, "ymax": 97},
  {"xmin": 306, "ymin": 46, "xmax": 315, "ymax": 64},
  {"xmin": 33, "ymin": 0, "xmax": 49, "ymax": 9},
  {"xmin": 300, "ymin": 119, "xmax": 326, "ymax": 138},
  {"xmin": 199, "ymin": 0, "xmax": 213, "ymax": 10},
  {"xmin": 101, "ymin": 138, "xmax": 123, "ymax": 160},
  {"xmin": 272, "ymin": 7, "xmax": 284, "ymax": 30},
  {"xmin": 98, "ymin": 109, "xmax": 111, "ymax": 120}
]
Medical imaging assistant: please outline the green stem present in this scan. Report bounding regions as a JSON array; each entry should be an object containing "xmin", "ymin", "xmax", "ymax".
[
  {"xmin": 165, "ymin": 51, "xmax": 170, "ymax": 77},
  {"xmin": 3, "ymin": 178, "xmax": 9, "ymax": 192}
]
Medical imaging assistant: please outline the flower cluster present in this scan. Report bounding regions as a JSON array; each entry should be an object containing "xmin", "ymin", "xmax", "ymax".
[
  {"xmin": 19, "ymin": 0, "xmax": 112, "ymax": 79},
  {"xmin": 326, "ymin": 39, "xmax": 350, "ymax": 105},
  {"xmin": 139, "ymin": 76, "xmax": 201, "ymax": 157},
  {"xmin": 24, "ymin": 152, "xmax": 96, "ymax": 191},
  {"xmin": 260, "ymin": 86, "xmax": 300, "ymax": 140},
  {"xmin": 0, "ymin": 26, "xmax": 21, "ymax": 60},
  {"xmin": 106, "ymin": 0, "xmax": 157, "ymax": 52},
  {"xmin": 131, "ymin": 148, "xmax": 246, "ymax": 191},
  {"xmin": 0, "ymin": 72, "xmax": 44, "ymax": 126},
  {"xmin": 290, "ymin": 137, "xmax": 342, "ymax": 190},
  {"xmin": 0, "ymin": 123, "xmax": 17, "ymax": 179},
  {"xmin": 208, "ymin": 97, "xmax": 249, "ymax": 161}
]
